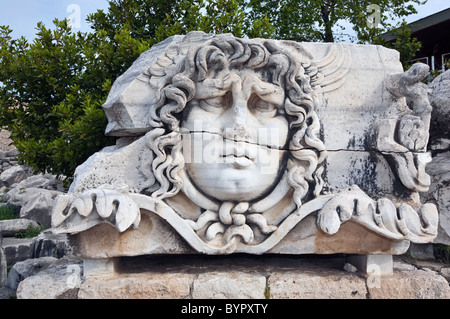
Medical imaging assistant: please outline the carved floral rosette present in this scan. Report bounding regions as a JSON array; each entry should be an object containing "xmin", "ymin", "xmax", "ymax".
[{"xmin": 51, "ymin": 32, "xmax": 438, "ymax": 256}]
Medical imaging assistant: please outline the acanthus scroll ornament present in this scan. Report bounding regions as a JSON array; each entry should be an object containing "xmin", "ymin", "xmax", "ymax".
[{"xmin": 52, "ymin": 184, "xmax": 438, "ymax": 254}]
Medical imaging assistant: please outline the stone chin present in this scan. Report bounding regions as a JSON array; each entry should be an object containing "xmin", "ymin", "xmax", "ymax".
[{"xmin": 184, "ymin": 148, "xmax": 286, "ymax": 203}]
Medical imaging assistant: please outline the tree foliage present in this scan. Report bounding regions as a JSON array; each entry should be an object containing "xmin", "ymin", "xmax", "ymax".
[
  {"xmin": 0, "ymin": 19, "xmax": 148, "ymax": 178},
  {"xmin": 88, "ymin": 0, "xmax": 274, "ymax": 42},
  {"xmin": 245, "ymin": 0, "xmax": 426, "ymax": 43},
  {"xmin": 0, "ymin": 0, "xmax": 424, "ymax": 179}
]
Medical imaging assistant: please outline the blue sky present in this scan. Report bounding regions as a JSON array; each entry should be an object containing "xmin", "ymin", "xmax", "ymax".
[
  {"xmin": 0, "ymin": 0, "xmax": 449, "ymax": 41},
  {"xmin": 0, "ymin": 0, "xmax": 110, "ymax": 39},
  {"xmin": 395, "ymin": 0, "xmax": 450, "ymax": 22}
]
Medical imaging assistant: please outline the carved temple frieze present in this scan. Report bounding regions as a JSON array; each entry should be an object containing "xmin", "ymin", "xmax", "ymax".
[{"xmin": 51, "ymin": 32, "xmax": 438, "ymax": 258}]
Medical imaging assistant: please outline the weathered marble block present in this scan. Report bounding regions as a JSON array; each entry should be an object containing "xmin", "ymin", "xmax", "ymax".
[{"xmin": 51, "ymin": 32, "xmax": 437, "ymax": 258}]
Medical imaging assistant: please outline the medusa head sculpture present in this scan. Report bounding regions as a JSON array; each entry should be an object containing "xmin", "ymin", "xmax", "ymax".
[{"xmin": 52, "ymin": 32, "xmax": 438, "ymax": 255}]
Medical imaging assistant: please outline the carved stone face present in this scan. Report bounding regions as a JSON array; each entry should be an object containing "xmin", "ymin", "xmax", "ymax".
[{"xmin": 181, "ymin": 68, "xmax": 289, "ymax": 202}]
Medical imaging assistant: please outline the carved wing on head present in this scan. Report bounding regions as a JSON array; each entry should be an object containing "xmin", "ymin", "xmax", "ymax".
[{"xmin": 311, "ymin": 44, "xmax": 352, "ymax": 93}]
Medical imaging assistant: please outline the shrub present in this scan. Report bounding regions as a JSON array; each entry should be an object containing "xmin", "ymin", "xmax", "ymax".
[
  {"xmin": 0, "ymin": 205, "xmax": 17, "ymax": 220},
  {"xmin": 14, "ymin": 223, "xmax": 42, "ymax": 239}
]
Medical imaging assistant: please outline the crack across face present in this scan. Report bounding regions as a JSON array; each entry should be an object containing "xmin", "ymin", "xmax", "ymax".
[
  {"xmin": 182, "ymin": 130, "xmax": 286, "ymax": 168},
  {"xmin": 181, "ymin": 68, "xmax": 290, "ymax": 202},
  {"xmin": 148, "ymin": 35, "xmax": 326, "ymax": 209}
]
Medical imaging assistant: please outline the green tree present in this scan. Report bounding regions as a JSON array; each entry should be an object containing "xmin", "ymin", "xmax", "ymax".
[
  {"xmin": 91, "ymin": 0, "xmax": 273, "ymax": 43},
  {"xmin": 87, "ymin": 0, "xmax": 185, "ymax": 42},
  {"xmin": 245, "ymin": 0, "xmax": 426, "ymax": 43}
]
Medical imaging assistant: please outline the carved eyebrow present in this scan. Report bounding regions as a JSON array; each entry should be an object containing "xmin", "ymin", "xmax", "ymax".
[
  {"xmin": 194, "ymin": 72, "xmax": 240, "ymax": 99},
  {"xmin": 194, "ymin": 72, "xmax": 285, "ymax": 107},
  {"xmin": 195, "ymin": 79, "xmax": 229, "ymax": 99},
  {"xmin": 243, "ymin": 76, "xmax": 284, "ymax": 107},
  {"xmin": 257, "ymin": 93, "xmax": 284, "ymax": 108}
]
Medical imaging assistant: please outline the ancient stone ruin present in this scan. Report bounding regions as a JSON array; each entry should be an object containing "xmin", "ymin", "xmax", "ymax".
[{"xmin": 50, "ymin": 31, "xmax": 439, "ymax": 278}]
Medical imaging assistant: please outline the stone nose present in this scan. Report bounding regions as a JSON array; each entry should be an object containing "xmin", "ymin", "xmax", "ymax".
[
  {"xmin": 224, "ymin": 97, "xmax": 251, "ymax": 141},
  {"xmin": 224, "ymin": 123, "xmax": 250, "ymax": 141},
  {"xmin": 232, "ymin": 98, "xmax": 248, "ymax": 124},
  {"xmin": 222, "ymin": 74, "xmax": 254, "ymax": 141}
]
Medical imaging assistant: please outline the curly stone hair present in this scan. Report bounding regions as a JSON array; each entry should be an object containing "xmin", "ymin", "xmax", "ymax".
[{"xmin": 145, "ymin": 34, "xmax": 326, "ymax": 208}]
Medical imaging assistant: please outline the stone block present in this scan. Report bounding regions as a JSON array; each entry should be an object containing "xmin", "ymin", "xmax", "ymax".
[
  {"xmin": 14, "ymin": 174, "xmax": 64, "ymax": 191},
  {"xmin": 0, "ymin": 233, "xmax": 6, "ymax": 287},
  {"xmin": 0, "ymin": 166, "xmax": 29, "ymax": 188},
  {"xmin": 0, "ymin": 232, "xmax": 67, "ymax": 266},
  {"xmin": 78, "ymin": 272, "xmax": 195, "ymax": 299},
  {"xmin": 423, "ymin": 152, "xmax": 450, "ymax": 245},
  {"xmin": 6, "ymin": 256, "xmax": 57, "ymax": 291},
  {"xmin": 11, "ymin": 254, "xmax": 450, "ymax": 299},
  {"xmin": 268, "ymin": 270, "xmax": 367, "ymax": 299},
  {"xmin": 0, "ymin": 287, "xmax": 14, "ymax": 299},
  {"xmin": 16, "ymin": 257, "xmax": 83, "ymax": 299},
  {"xmin": 31, "ymin": 232, "xmax": 68, "ymax": 259},
  {"xmin": 191, "ymin": 271, "xmax": 266, "ymax": 299},
  {"xmin": 393, "ymin": 259, "xmax": 417, "ymax": 271},
  {"xmin": 428, "ymin": 69, "xmax": 450, "ymax": 143},
  {"xmin": 0, "ymin": 218, "xmax": 40, "ymax": 237},
  {"xmin": 3, "ymin": 237, "xmax": 34, "ymax": 265},
  {"xmin": 367, "ymin": 269, "xmax": 450, "ymax": 299},
  {"xmin": 408, "ymin": 243, "xmax": 435, "ymax": 260},
  {"xmin": 441, "ymin": 267, "xmax": 450, "ymax": 281},
  {"xmin": 7, "ymin": 188, "xmax": 63, "ymax": 229},
  {"xmin": 5, "ymin": 149, "xmax": 18, "ymax": 158}
]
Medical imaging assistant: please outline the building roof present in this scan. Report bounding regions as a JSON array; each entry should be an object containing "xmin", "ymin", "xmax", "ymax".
[{"xmin": 382, "ymin": 7, "xmax": 450, "ymax": 42}]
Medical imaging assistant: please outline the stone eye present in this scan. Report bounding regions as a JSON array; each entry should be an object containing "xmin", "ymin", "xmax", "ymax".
[
  {"xmin": 203, "ymin": 96, "xmax": 224, "ymax": 107},
  {"xmin": 201, "ymin": 92, "xmax": 231, "ymax": 109},
  {"xmin": 250, "ymin": 96, "xmax": 277, "ymax": 114}
]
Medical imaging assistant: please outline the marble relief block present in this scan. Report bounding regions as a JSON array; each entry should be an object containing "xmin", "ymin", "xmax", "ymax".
[{"xmin": 51, "ymin": 32, "xmax": 438, "ymax": 257}]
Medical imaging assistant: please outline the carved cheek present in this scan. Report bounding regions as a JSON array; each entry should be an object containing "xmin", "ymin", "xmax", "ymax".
[
  {"xmin": 255, "ymin": 115, "xmax": 290, "ymax": 149},
  {"xmin": 182, "ymin": 101, "xmax": 224, "ymax": 134}
]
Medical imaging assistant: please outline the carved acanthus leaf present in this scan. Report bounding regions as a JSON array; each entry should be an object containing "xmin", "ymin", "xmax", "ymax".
[
  {"xmin": 52, "ymin": 184, "xmax": 438, "ymax": 254},
  {"xmin": 52, "ymin": 185, "xmax": 141, "ymax": 234},
  {"xmin": 316, "ymin": 186, "xmax": 438, "ymax": 243}
]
